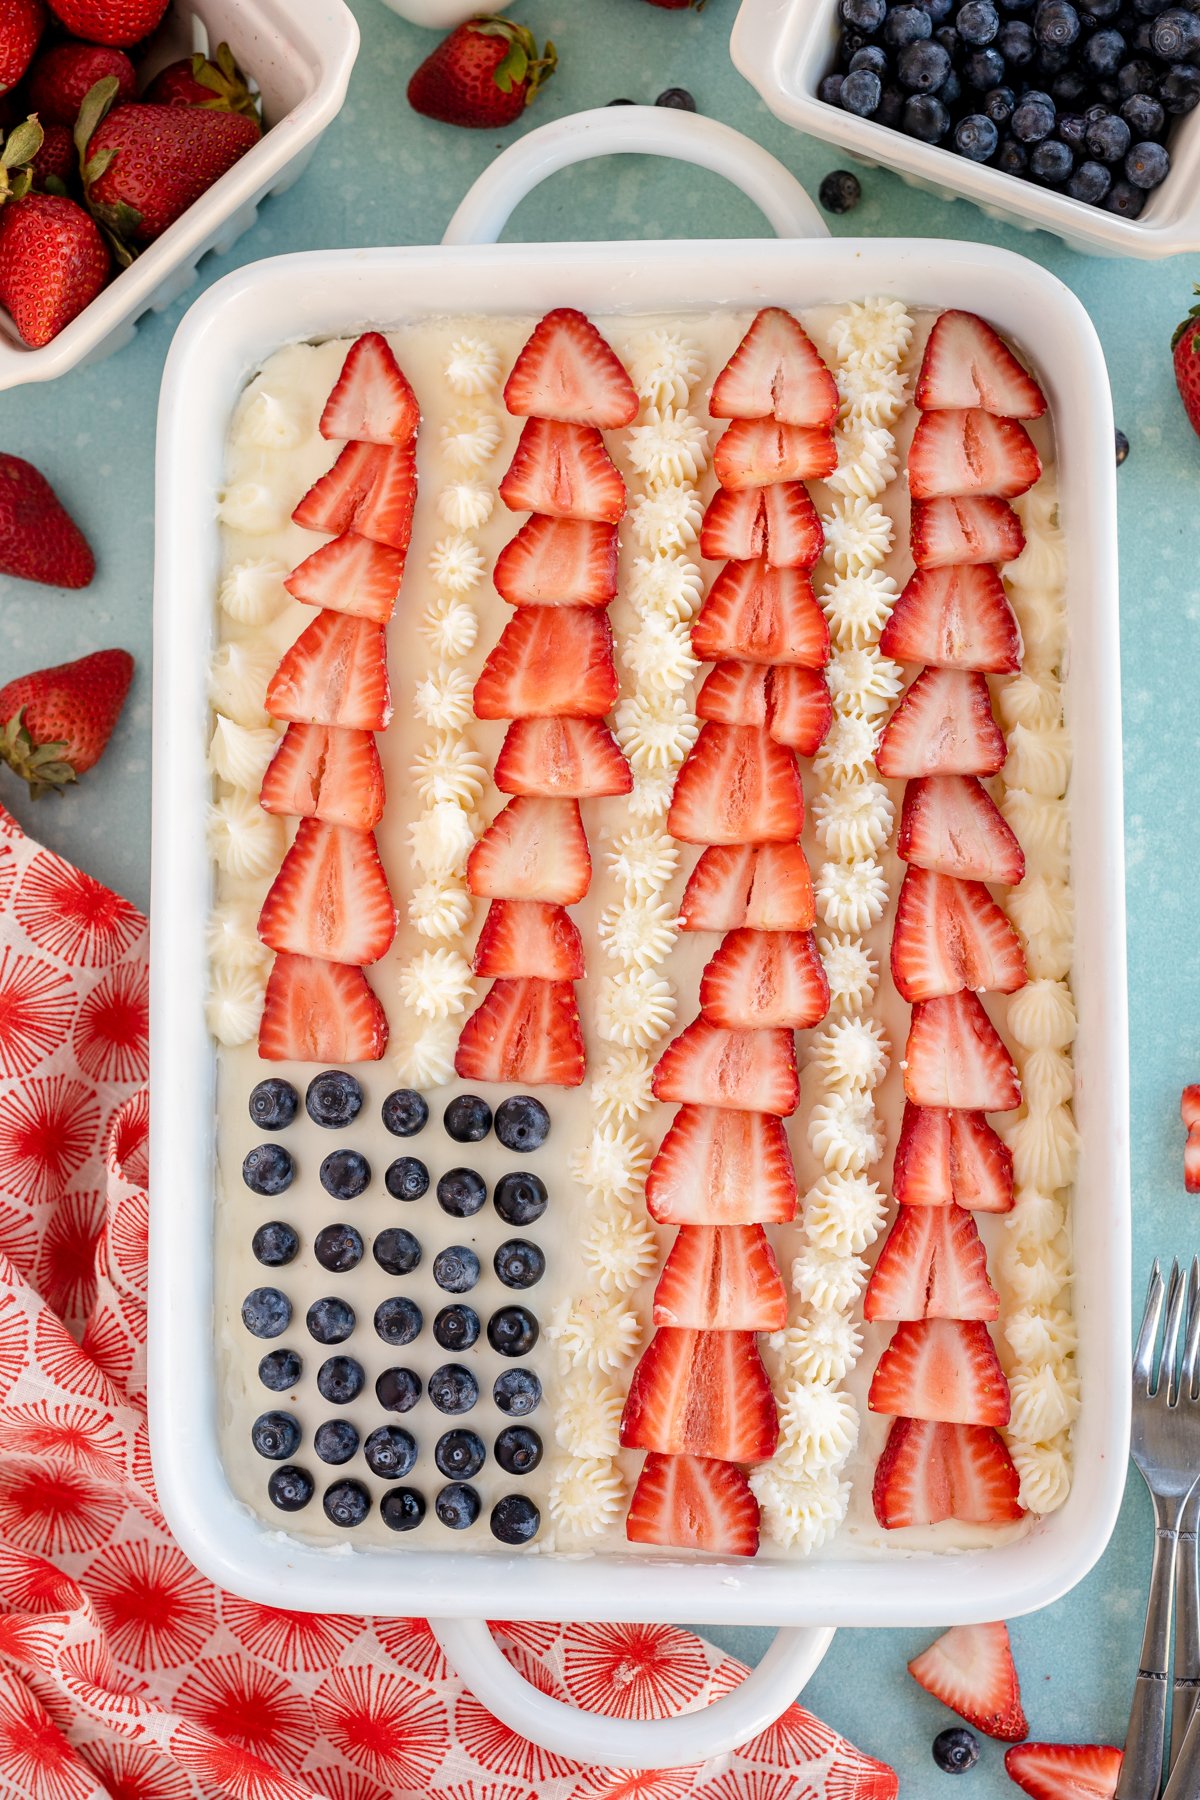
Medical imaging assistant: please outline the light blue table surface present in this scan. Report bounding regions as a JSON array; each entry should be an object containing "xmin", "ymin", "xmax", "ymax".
[{"xmin": 3, "ymin": 0, "xmax": 1197, "ymax": 1787}]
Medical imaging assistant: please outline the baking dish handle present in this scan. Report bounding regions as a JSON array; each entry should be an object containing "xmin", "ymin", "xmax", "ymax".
[
  {"xmin": 442, "ymin": 106, "xmax": 829, "ymax": 245},
  {"xmin": 429, "ymin": 1616, "xmax": 835, "ymax": 1769}
]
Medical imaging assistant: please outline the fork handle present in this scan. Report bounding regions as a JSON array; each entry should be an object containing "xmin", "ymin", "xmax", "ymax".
[
  {"xmin": 1172, "ymin": 1516, "xmax": 1200, "ymax": 1774},
  {"xmin": 1117, "ymin": 1510, "xmax": 1182, "ymax": 1800}
]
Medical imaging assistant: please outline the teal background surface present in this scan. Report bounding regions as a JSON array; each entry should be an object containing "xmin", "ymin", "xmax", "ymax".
[{"xmin": 1, "ymin": 0, "xmax": 1196, "ymax": 1786}]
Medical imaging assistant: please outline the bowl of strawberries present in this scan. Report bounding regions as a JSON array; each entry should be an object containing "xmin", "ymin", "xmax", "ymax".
[{"xmin": 0, "ymin": 0, "xmax": 358, "ymax": 387}]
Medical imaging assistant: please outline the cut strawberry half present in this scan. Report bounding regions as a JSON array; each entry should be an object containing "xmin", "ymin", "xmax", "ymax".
[
  {"xmin": 700, "ymin": 927, "xmax": 828, "ymax": 1030},
  {"xmin": 908, "ymin": 410, "xmax": 1042, "ymax": 501},
  {"xmin": 265, "ymin": 612, "xmax": 392, "ymax": 733},
  {"xmin": 258, "ymin": 953, "xmax": 388, "ymax": 1063},
  {"xmin": 1004, "ymin": 1743, "xmax": 1122, "ymax": 1800},
  {"xmin": 692, "ymin": 562, "xmax": 829, "ymax": 667},
  {"xmin": 699, "ymin": 482, "xmax": 823, "ymax": 568},
  {"xmin": 915, "ymin": 310, "xmax": 1047, "ymax": 419},
  {"xmin": 284, "ymin": 532, "xmax": 408, "ymax": 624},
  {"xmin": 713, "ymin": 419, "xmax": 837, "ymax": 489},
  {"xmin": 696, "ymin": 662, "xmax": 770, "ymax": 727},
  {"xmin": 709, "ymin": 306, "xmax": 839, "ymax": 427},
  {"xmin": 1183, "ymin": 1085, "xmax": 1200, "ymax": 1130},
  {"xmin": 318, "ymin": 330, "xmax": 420, "ymax": 446},
  {"xmin": 892, "ymin": 867, "xmax": 1026, "ymax": 1001},
  {"xmin": 473, "ymin": 606, "xmax": 617, "ymax": 720},
  {"xmin": 493, "ymin": 516, "xmax": 618, "ymax": 607},
  {"xmin": 911, "ymin": 496, "xmax": 1025, "ymax": 569},
  {"xmin": 620, "ymin": 1327, "xmax": 779, "ymax": 1462},
  {"xmin": 455, "ymin": 978, "xmax": 586, "ymax": 1087},
  {"xmin": 259, "ymin": 723, "xmax": 385, "ymax": 831},
  {"xmin": 904, "ymin": 993, "xmax": 1021, "ymax": 1112},
  {"xmin": 869, "ymin": 1318, "xmax": 1010, "ymax": 1426},
  {"xmin": 292, "ymin": 440, "xmax": 417, "ymax": 551},
  {"xmin": 472, "ymin": 898, "xmax": 584, "ymax": 980},
  {"xmin": 879, "ymin": 566, "xmax": 1021, "ymax": 674},
  {"xmin": 669, "ymin": 724, "xmax": 806, "ymax": 846},
  {"xmin": 499, "ymin": 419, "xmax": 626, "ymax": 522},
  {"xmin": 873, "ymin": 1417, "xmax": 1023, "ymax": 1529},
  {"xmin": 646, "ymin": 1105, "xmax": 799, "ymax": 1225},
  {"xmin": 653, "ymin": 1224, "xmax": 788, "ymax": 1330},
  {"xmin": 864, "ymin": 1205, "xmax": 999, "ymax": 1322},
  {"xmin": 877, "ymin": 668, "xmax": 1006, "ymax": 779},
  {"xmin": 258, "ymin": 819, "xmax": 396, "ymax": 966},
  {"xmin": 467, "ymin": 796, "xmax": 591, "ymax": 904},
  {"xmin": 494, "ymin": 716, "xmax": 631, "ymax": 797},
  {"xmin": 1186, "ymin": 1127, "xmax": 1200, "ymax": 1196},
  {"xmin": 898, "ymin": 774, "xmax": 1025, "ymax": 886},
  {"xmin": 627, "ymin": 1452, "xmax": 760, "ymax": 1557},
  {"xmin": 503, "ymin": 307, "xmax": 638, "ymax": 428},
  {"xmin": 908, "ymin": 1622, "xmax": 1027, "ymax": 1742},
  {"xmin": 893, "ymin": 1102, "xmax": 1015, "ymax": 1213},
  {"xmin": 652, "ymin": 1017, "xmax": 800, "ymax": 1116},
  {"xmin": 768, "ymin": 665, "xmax": 833, "ymax": 755},
  {"xmin": 679, "ymin": 843, "xmax": 815, "ymax": 933}
]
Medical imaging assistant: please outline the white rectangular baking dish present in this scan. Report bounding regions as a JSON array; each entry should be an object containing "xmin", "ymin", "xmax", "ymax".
[{"xmin": 150, "ymin": 108, "xmax": 1130, "ymax": 1770}]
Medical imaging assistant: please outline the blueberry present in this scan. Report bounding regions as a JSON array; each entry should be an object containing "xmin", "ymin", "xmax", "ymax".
[
  {"xmin": 1086, "ymin": 108, "xmax": 1130, "ymax": 156},
  {"xmin": 1085, "ymin": 0, "xmax": 1121, "ymax": 14},
  {"xmin": 1115, "ymin": 427, "xmax": 1130, "ymax": 463},
  {"xmin": 1058, "ymin": 110, "xmax": 1089, "ymax": 145},
  {"xmin": 314, "ymin": 1419, "xmax": 359, "ymax": 1464},
  {"xmin": 437, "ymin": 1168, "xmax": 487, "ymax": 1218},
  {"xmin": 373, "ymin": 1227, "xmax": 422, "ymax": 1276},
  {"xmin": 314, "ymin": 1222, "xmax": 364, "ymax": 1273},
  {"xmin": 1105, "ymin": 174, "xmax": 1148, "ymax": 210},
  {"xmin": 934, "ymin": 22, "xmax": 961, "ymax": 52},
  {"xmin": 494, "ymin": 1239, "xmax": 546, "ymax": 1290},
  {"xmin": 1031, "ymin": 135, "xmax": 1074, "ymax": 177},
  {"xmin": 842, "ymin": 26, "xmax": 870, "ymax": 55},
  {"xmin": 955, "ymin": 111, "xmax": 1001, "ymax": 155},
  {"xmin": 1162, "ymin": 64, "xmax": 1200, "ymax": 113},
  {"xmin": 307, "ymin": 1296, "xmax": 355, "ymax": 1344},
  {"xmin": 1121, "ymin": 91, "xmax": 1164, "ymax": 136},
  {"xmin": 382, "ymin": 1088, "xmax": 428, "ymax": 1137},
  {"xmin": 305, "ymin": 1070, "xmax": 362, "ymax": 1129},
  {"xmin": 902, "ymin": 91, "xmax": 951, "ymax": 136},
  {"xmin": 320, "ymin": 1149, "xmax": 370, "ymax": 1200},
  {"xmin": 242, "ymin": 1287, "xmax": 291, "ymax": 1339},
  {"xmin": 819, "ymin": 168, "xmax": 864, "ymax": 211},
  {"xmin": 259, "ymin": 1348, "xmax": 302, "ymax": 1391},
  {"xmin": 938, "ymin": 65, "xmax": 962, "ymax": 102},
  {"xmin": 997, "ymin": 16, "xmax": 1036, "ymax": 58},
  {"xmin": 1012, "ymin": 89, "xmax": 1056, "ymax": 138},
  {"xmin": 842, "ymin": 0, "xmax": 887, "ymax": 27},
  {"xmin": 850, "ymin": 42, "xmax": 891, "ymax": 71},
  {"xmin": 381, "ymin": 1487, "xmax": 427, "ymax": 1531},
  {"xmin": 984, "ymin": 83, "xmax": 1017, "ymax": 119},
  {"xmin": 1083, "ymin": 24, "xmax": 1127, "ymax": 68},
  {"xmin": 386, "ymin": 1156, "xmax": 429, "ymax": 1202},
  {"xmin": 242, "ymin": 1144, "xmax": 293, "ymax": 1197},
  {"xmin": 607, "ymin": 95, "xmax": 636, "ymax": 104},
  {"xmin": 434, "ymin": 1245, "xmax": 480, "ymax": 1292},
  {"xmin": 957, "ymin": 0, "xmax": 1000, "ymax": 39},
  {"xmin": 433, "ymin": 1304, "xmax": 480, "ymax": 1351},
  {"xmin": 932, "ymin": 1727, "xmax": 980, "ymax": 1774},
  {"xmin": 1117, "ymin": 59, "xmax": 1157, "ymax": 100},
  {"xmin": 886, "ymin": 1, "xmax": 934, "ymax": 39},
  {"xmin": 920, "ymin": 0, "xmax": 955, "ymax": 20},
  {"xmin": 963, "ymin": 43, "xmax": 1005, "ymax": 83},
  {"xmin": 364, "ymin": 1425, "xmax": 417, "ymax": 1479},
  {"xmin": 656, "ymin": 86, "xmax": 697, "ymax": 109},
  {"xmin": 426, "ymin": 1363, "xmax": 477, "ymax": 1414},
  {"xmin": 1094, "ymin": 76, "xmax": 1121, "ymax": 107},
  {"xmin": 1151, "ymin": 4, "xmax": 1200, "ymax": 50},
  {"xmin": 877, "ymin": 80, "xmax": 908, "ymax": 121},
  {"xmin": 491, "ymin": 1494, "xmax": 540, "ymax": 1545},
  {"xmin": 377, "ymin": 1366, "xmax": 423, "ymax": 1412},
  {"xmin": 435, "ymin": 1482, "xmax": 481, "ymax": 1530},
  {"xmin": 819, "ymin": 71, "xmax": 847, "ymax": 103},
  {"xmin": 488, "ymin": 1306, "xmax": 539, "ymax": 1358},
  {"xmin": 1035, "ymin": 0, "xmax": 1081, "ymax": 43},
  {"xmin": 495, "ymin": 1425, "xmax": 543, "ymax": 1475},
  {"xmin": 323, "ymin": 1478, "xmax": 370, "ymax": 1527},
  {"xmin": 268, "ymin": 1465, "xmax": 313, "ymax": 1511},
  {"xmin": 899, "ymin": 38, "xmax": 952, "ymax": 85},
  {"xmin": 996, "ymin": 134, "xmax": 1029, "ymax": 170},
  {"xmin": 1051, "ymin": 67, "xmax": 1090, "ymax": 104},
  {"xmin": 374, "ymin": 1296, "xmax": 423, "ymax": 1346},
  {"xmin": 493, "ymin": 1171, "xmax": 547, "ymax": 1227},
  {"xmin": 249, "ymin": 1078, "xmax": 298, "ymax": 1131},
  {"xmin": 841, "ymin": 67, "xmax": 883, "ymax": 111},
  {"xmin": 435, "ymin": 1429, "xmax": 486, "ymax": 1479},
  {"xmin": 1126, "ymin": 137, "xmax": 1170, "ymax": 183},
  {"xmin": 1067, "ymin": 154, "xmax": 1113, "ymax": 196},
  {"xmin": 494, "ymin": 1368, "xmax": 542, "ymax": 1416},
  {"xmin": 252, "ymin": 1221, "xmax": 299, "ymax": 1267},
  {"xmin": 251, "ymin": 1411, "xmax": 301, "ymax": 1460},
  {"xmin": 444, "ymin": 1094, "xmax": 492, "ymax": 1143},
  {"xmin": 317, "ymin": 1355, "xmax": 365, "ymax": 1404}
]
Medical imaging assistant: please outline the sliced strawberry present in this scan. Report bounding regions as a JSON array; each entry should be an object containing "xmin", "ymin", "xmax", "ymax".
[
  {"xmin": 319, "ymin": 331, "xmax": 420, "ymax": 446},
  {"xmin": 467, "ymin": 796, "xmax": 591, "ymax": 904},
  {"xmin": 258, "ymin": 953, "xmax": 388, "ymax": 1063},
  {"xmin": 1183, "ymin": 1085, "xmax": 1200, "ymax": 1130},
  {"xmin": 646, "ymin": 1105, "xmax": 799, "ymax": 1225},
  {"xmin": 493, "ymin": 516, "xmax": 618, "ymax": 607},
  {"xmin": 876, "ymin": 668, "xmax": 1006, "ymax": 779},
  {"xmin": 292, "ymin": 440, "xmax": 417, "ymax": 551},
  {"xmin": 259, "ymin": 723, "xmax": 385, "ymax": 831},
  {"xmin": 1186, "ymin": 1127, "xmax": 1200, "ymax": 1196},
  {"xmin": 494, "ymin": 716, "xmax": 631, "ymax": 797},
  {"xmin": 265, "ymin": 612, "xmax": 391, "ymax": 733},
  {"xmin": 1004, "ymin": 1743, "xmax": 1122, "ymax": 1800},
  {"xmin": 679, "ymin": 843, "xmax": 815, "ymax": 932},
  {"xmin": 908, "ymin": 410, "xmax": 1042, "ymax": 501},
  {"xmin": 472, "ymin": 899, "xmax": 585, "ymax": 980},
  {"xmin": 879, "ymin": 566, "xmax": 1021, "ymax": 674},
  {"xmin": 709, "ymin": 306, "xmax": 839, "ymax": 427},
  {"xmin": 898, "ymin": 774, "xmax": 1026, "ymax": 885},
  {"xmin": 652, "ymin": 1017, "xmax": 800, "ymax": 1116},
  {"xmin": 699, "ymin": 482, "xmax": 823, "ymax": 568},
  {"xmin": 455, "ymin": 977, "xmax": 585, "ymax": 1087},
  {"xmin": 284, "ymin": 531, "xmax": 407, "ymax": 625},
  {"xmin": 713, "ymin": 419, "xmax": 837, "ymax": 489},
  {"xmin": 620, "ymin": 1327, "xmax": 779, "ymax": 1462},
  {"xmin": 669, "ymin": 724, "xmax": 805, "ymax": 846},
  {"xmin": 864, "ymin": 1205, "xmax": 999, "ymax": 1322},
  {"xmin": 893, "ymin": 1103, "xmax": 1015, "ymax": 1213},
  {"xmin": 873, "ymin": 1417, "xmax": 1023, "ymax": 1529},
  {"xmin": 258, "ymin": 819, "xmax": 396, "ymax": 965},
  {"xmin": 696, "ymin": 661, "xmax": 770, "ymax": 727},
  {"xmin": 909, "ymin": 1622, "xmax": 1027, "ymax": 1742},
  {"xmin": 626, "ymin": 1453, "xmax": 760, "ymax": 1557},
  {"xmin": 768, "ymin": 665, "xmax": 833, "ymax": 755},
  {"xmin": 904, "ymin": 993, "xmax": 1021, "ymax": 1112},
  {"xmin": 869, "ymin": 1318, "xmax": 1010, "ymax": 1426},
  {"xmin": 915, "ymin": 310, "xmax": 1047, "ymax": 419},
  {"xmin": 473, "ymin": 606, "xmax": 617, "ymax": 720},
  {"xmin": 503, "ymin": 307, "xmax": 638, "ymax": 428},
  {"xmin": 499, "ymin": 419, "xmax": 626, "ymax": 522},
  {"xmin": 892, "ymin": 867, "xmax": 1026, "ymax": 1001},
  {"xmin": 653, "ymin": 1224, "xmax": 788, "ymax": 1331},
  {"xmin": 692, "ymin": 561, "xmax": 829, "ymax": 667},
  {"xmin": 700, "ymin": 927, "xmax": 828, "ymax": 1030},
  {"xmin": 679, "ymin": 846, "xmax": 757, "ymax": 932},
  {"xmin": 911, "ymin": 496, "xmax": 1025, "ymax": 569}
]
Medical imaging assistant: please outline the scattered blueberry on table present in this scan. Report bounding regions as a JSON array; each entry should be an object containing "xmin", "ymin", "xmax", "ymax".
[
  {"xmin": 656, "ymin": 85, "xmax": 697, "ymax": 109},
  {"xmin": 933, "ymin": 1727, "xmax": 981, "ymax": 1773},
  {"xmin": 305, "ymin": 1069, "xmax": 363, "ymax": 1129},
  {"xmin": 819, "ymin": 167, "xmax": 863, "ymax": 209},
  {"xmin": 1116, "ymin": 425, "xmax": 1131, "ymax": 462}
]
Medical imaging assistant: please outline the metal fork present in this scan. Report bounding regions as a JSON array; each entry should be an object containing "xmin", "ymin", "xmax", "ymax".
[{"xmin": 1171, "ymin": 1261, "xmax": 1200, "ymax": 1777}]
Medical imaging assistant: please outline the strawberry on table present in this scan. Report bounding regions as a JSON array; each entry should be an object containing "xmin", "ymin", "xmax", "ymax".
[
  {"xmin": 909, "ymin": 1621, "xmax": 1027, "ymax": 1742},
  {"xmin": 710, "ymin": 305, "xmax": 839, "ymax": 427},
  {"xmin": 916, "ymin": 310, "xmax": 1046, "ymax": 418},
  {"xmin": 700, "ymin": 481, "xmax": 824, "ymax": 568},
  {"xmin": 141, "ymin": 41, "xmax": 261, "ymax": 122},
  {"xmin": 407, "ymin": 14, "xmax": 557, "ymax": 129},
  {"xmin": 0, "ymin": 646, "xmax": 131, "ymax": 795},
  {"xmin": 292, "ymin": 440, "xmax": 417, "ymax": 551},
  {"xmin": 864, "ymin": 1204, "xmax": 999, "ymax": 1322},
  {"xmin": 692, "ymin": 560, "xmax": 829, "ymax": 666},
  {"xmin": 258, "ymin": 952, "xmax": 388, "ymax": 1063},
  {"xmin": 1184, "ymin": 1089, "xmax": 1200, "ymax": 1192},
  {"xmin": 893, "ymin": 1101, "xmax": 1015, "ymax": 1213},
  {"xmin": 26, "ymin": 41, "xmax": 136, "ymax": 127},
  {"xmin": 0, "ymin": 120, "xmax": 109, "ymax": 346},
  {"xmin": 1174, "ymin": 287, "xmax": 1200, "ymax": 440},
  {"xmin": 910, "ymin": 495, "xmax": 1025, "ymax": 569},
  {"xmin": 892, "ymin": 866, "xmax": 1026, "ymax": 1001},
  {"xmin": 319, "ymin": 331, "xmax": 419, "ymax": 447},
  {"xmin": 652, "ymin": 1223, "xmax": 789, "ymax": 1331},
  {"xmin": 472, "ymin": 898, "xmax": 585, "ymax": 980},
  {"xmin": 627, "ymin": 1453, "xmax": 760, "ymax": 1557},
  {"xmin": 873, "ymin": 1416, "xmax": 1023, "ymax": 1528},
  {"xmin": 668, "ymin": 722, "xmax": 806, "ymax": 846},
  {"xmin": 494, "ymin": 715, "xmax": 631, "ymax": 797},
  {"xmin": 455, "ymin": 976, "xmax": 586, "ymax": 1086},
  {"xmin": 620, "ymin": 1327, "xmax": 779, "ymax": 1461},
  {"xmin": 0, "ymin": 0, "xmax": 45, "ymax": 94},
  {"xmin": 466, "ymin": 795, "xmax": 591, "ymax": 904},
  {"xmin": 646, "ymin": 1105, "xmax": 800, "ymax": 1225},
  {"xmin": 504, "ymin": 307, "xmax": 637, "ymax": 428},
  {"xmin": 259, "ymin": 723, "xmax": 385, "ymax": 832},
  {"xmin": 652, "ymin": 1016, "xmax": 800, "ymax": 1116},
  {"xmin": 257, "ymin": 818, "xmax": 396, "ymax": 966},
  {"xmin": 712, "ymin": 418, "xmax": 837, "ymax": 489},
  {"xmin": 284, "ymin": 533, "xmax": 408, "ymax": 624},
  {"xmin": 903, "ymin": 992, "xmax": 1022, "ymax": 1112},
  {"xmin": 493, "ymin": 516, "xmax": 618, "ymax": 607},
  {"xmin": 472, "ymin": 605, "xmax": 618, "ymax": 720},
  {"xmin": 877, "ymin": 667, "xmax": 1007, "ymax": 779},
  {"xmin": 908, "ymin": 409, "xmax": 1042, "ymax": 502},
  {"xmin": 0, "ymin": 452, "xmax": 93, "ymax": 586},
  {"xmin": 898, "ymin": 773, "xmax": 1025, "ymax": 886},
  {"xmin": 1004, "ymin": 1743, "xmax": 1122, "ymax": 1800},
  {"xmin": 699, "ymin": 926, "xmax": 829, "ymax": 1030},
  {"xmin": 266, "ymin": 612, "xmax": 392, "ymax": 734},
  {"xmin": 499, "ymin": 418, "xmax": 626, "ymax": 522},
  {"xmin": 869, "ymin": 1317, "xmax": 1010, "ymax": 1425}
]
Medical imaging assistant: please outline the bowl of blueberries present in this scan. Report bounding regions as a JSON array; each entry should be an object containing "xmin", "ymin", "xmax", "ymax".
[{"xmin": 731, "ymin": 0, "xmax": 1200, "ymax": 252}]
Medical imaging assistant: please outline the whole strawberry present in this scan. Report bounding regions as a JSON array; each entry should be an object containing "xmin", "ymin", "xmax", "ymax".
[
  {"xmin": 30, "ymin": 123, "xmax": 74, "ymax": 191},
  {"xmin": 1173, "ymin": 284, "xmax": 1200, "ymax": 439},
  {"xmin": 46, "ymin": 0, "xmax": 167, "ymax": 50},
  {"xmin": 0, "ymin": 119, "xmax": 110, "ymax": 345},
  {"xmin": 0, "ymin": 648, "xmax": 133, "ymax": 797},
  {"xmin": 1, "ymin": 0, "xmax": 46, "ymax": 95},
  {"xmin": 408, "ymin": 15, "xmax": 556, "ymax": 129},
  {"xmin": 26, "ymin": 40, "xmax": 136, "ymax": 129},
  {"xmin": 0, "ymin": 453, "xmax": 94, "ymax": 587},
  {"xmin": 142, "ymin": 41, "xmax": 262, "ymax": 124}
]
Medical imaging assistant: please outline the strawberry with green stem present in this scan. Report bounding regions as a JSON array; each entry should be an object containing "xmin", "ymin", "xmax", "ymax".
[
  {"xmin": 142, "ymin": 42, "xmax": 262, "ymax": 124},
  {"xmin": 407, "ymin": 15, "xmax": 557, "ymax": 129},
  {"xmin": 0, "ymin": 648, "xmax": 133, "ymax": 797},
  {"xmin": 0, "ymin": 116, "xmax": 110, "ymax": 346}
]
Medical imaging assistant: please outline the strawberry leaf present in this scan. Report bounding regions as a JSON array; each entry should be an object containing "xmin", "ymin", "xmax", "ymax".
[
  {"xmin": 74, "ymin": 76, "xmax": 121, "ymax": 164},
  {"xmin": 492, "ymin": 40, "xmax": 529, "ymax": 93},
  {"xmin": 2, "ymin": 119, "xmax": 43, "ymax": 172}
]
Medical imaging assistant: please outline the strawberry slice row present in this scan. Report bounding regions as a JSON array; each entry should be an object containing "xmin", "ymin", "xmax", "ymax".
[{"xmin": 256, "ymin": 332, "xmax": 420, "ymax": 1063}]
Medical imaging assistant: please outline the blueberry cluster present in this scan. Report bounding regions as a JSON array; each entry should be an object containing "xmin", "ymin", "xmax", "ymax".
[{"xmin": 820, "ymin": 0, "xmax": 1199, "ymax": 212}]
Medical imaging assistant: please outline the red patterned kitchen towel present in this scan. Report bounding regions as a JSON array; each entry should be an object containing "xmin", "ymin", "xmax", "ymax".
[{"xmin": 0, "ymin": 800, "xmax": 897, "ymax": 1800}]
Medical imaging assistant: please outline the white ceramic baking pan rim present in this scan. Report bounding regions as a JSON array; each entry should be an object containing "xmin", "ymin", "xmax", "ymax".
[{"xmin": 150, "ymin": 108, "xmax": 1129, "ymax": 1770}]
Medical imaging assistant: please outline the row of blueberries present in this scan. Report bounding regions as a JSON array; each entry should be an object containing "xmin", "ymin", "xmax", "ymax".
[
  {"xmin": 250, "ymin": 1221, "xmax": 546, "ymax": 1291},
  {"xmin": 242, "ymin": 1288, "xmax": 541, "ymax": 1355},
  {"xmin": 268, "ymin": 1469, "xmax": 541, "ymax": 1541},
  {"xmin": 252, "ymin": 1413, "xmax": 542, "ymax": 1481},
  {"xmin": 241, "ymin": 1148, "xmax": 550, "ymax": 1224},
  {"xmin": 250, "ymin": 1075, "xmax": 551, "ymax": 1153},
  {"xmin": 258, "ymin": 1352, "xmax": 541, "ymax": 1417}
]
